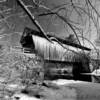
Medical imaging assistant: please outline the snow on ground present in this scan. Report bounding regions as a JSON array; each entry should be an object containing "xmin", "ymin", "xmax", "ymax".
[
  {"xmin": 52, "ymin": 79, "xmax": 83, "ymax": 85},
  {"xmin": 12, "ymin": 93, "xmax": 42, "ymax": 100},
  {"xmin": 1, "ymin": 78, "xmax": 100, "ymax": 100}
]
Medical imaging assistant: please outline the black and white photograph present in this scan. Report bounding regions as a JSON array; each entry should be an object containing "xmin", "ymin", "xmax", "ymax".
[{"xmin": 0, "ymin": 0, "xmax": 100, "ymax": 100}]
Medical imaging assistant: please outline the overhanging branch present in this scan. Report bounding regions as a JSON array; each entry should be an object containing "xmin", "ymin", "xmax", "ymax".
[{"xmin": 17, "ymin": 0, "xmax": 52, "ymax": 43}]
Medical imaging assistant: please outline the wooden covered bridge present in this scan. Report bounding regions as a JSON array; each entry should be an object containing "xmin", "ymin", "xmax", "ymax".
[{"xmin": 20, "ymin": 27, "xmax": 92, "ymax": 82}]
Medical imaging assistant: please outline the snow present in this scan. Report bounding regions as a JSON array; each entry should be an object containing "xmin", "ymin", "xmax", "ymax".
[
  {"xmin": 12, "ymin": 93, "xmax": 42, "ymax": 100},
  {"xmin": 92, "ymin": 69, "xmax": 100, "ymax": 76},
  {"xmin": 10, "ymin": 79, "xmax": 100, "ymax": 100},
  {"xmin": 82, "ymin": 69, "xmax": 100, "ymax": 76},
  {"xmin": 52, "ymin": 79, "xmax": 83, "ymax": 85}
]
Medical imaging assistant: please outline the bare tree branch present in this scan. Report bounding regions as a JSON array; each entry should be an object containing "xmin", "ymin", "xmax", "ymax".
[
  {"xmin": 38, "ymin": 8, "xmax": 81, "ymax": 45},
  {"xmin": 87, "ymin": 0, "xmax": 100, "ymax": 17},
  {"xmin": 17, "ymin": 0, "xmax": 52, "ymax": 43}
]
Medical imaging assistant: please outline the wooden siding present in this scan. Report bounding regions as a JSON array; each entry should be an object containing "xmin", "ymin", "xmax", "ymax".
[{"xmin": 32, "ymin": 35, "xmax": 78, "ymax": 61}]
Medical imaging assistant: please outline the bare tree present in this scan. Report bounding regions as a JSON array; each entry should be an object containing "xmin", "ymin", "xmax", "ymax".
[{"xmin": 0, "ymin": 0, "xmax": 99, "ymax": 43}]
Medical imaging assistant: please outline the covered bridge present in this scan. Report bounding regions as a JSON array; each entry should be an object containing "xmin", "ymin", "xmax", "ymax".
[{"xmin": 20, "ymin": 27, "xmax": 92, "ymax": 82}]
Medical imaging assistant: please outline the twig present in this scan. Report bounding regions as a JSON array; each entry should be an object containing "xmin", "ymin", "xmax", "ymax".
[{"xmin": 87, "ymin": 0, "xmax": 100, "ymax": 17}]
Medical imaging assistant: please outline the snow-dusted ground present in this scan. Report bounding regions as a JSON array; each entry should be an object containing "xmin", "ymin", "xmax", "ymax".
[
  {"xmin": 52, "ymin": 79, "xmax": 83, "ymax": 85},
  {"xmin": 12, "ymin": 93, "xmax": 41, "ymax": 100},
  {"xmin": 1, "ymin": 78, "xmax": 100, "ymax": 100},
  {"xmin": 11, "ymin": 79, "xmax": 100, "ymax": 100}
]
